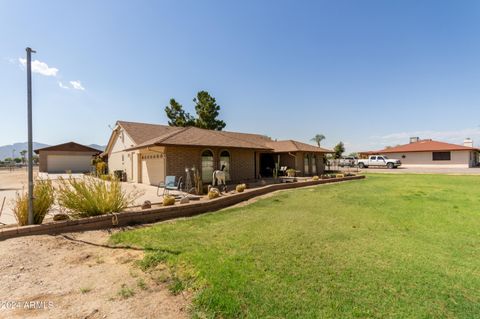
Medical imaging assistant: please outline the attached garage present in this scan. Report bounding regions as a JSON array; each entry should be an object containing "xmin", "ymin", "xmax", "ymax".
[
  {"xmin": 35, "ymin": 142, "xmax": 102, "ymax": 174},
  {"xmin": 140, "ymin": 153, "xmax": 165, "ymax": 185}
]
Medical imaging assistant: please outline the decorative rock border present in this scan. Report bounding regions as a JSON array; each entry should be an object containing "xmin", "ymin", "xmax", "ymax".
[{"xmin": 0, "ymin": 175, "xmax": 365, "ymax": 241}]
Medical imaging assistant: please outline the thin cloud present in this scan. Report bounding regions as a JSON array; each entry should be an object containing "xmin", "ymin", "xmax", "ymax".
[
  {"xmin": 58, "ymin": 81, "xmax": 70, "ymax": 89},
  {"xmin": 18, "ymin": 58, "xmax": 58, "ymax": 77},
  {"xmin": 69, "ymin": 80, "xmax": 85, "ymax": 91}
]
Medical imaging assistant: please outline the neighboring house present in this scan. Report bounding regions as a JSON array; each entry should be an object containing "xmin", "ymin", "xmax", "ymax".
[
  {"xmin": 35, "ymin": 142, "xmax": 102, "ymax": 173},
  {"xmin": 361, "ymin": 137, "xmax": 479, "ymax": 168},
  {"xmin": 103, "ymin": 121, "xmax": 331, "ymax": 185}
]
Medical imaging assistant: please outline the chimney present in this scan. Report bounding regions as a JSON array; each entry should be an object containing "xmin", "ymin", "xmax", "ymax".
[
  {"xmin": 464, "ymin": 138, "xmax": 473, "ymax": 148},
  {"xmin": 409, "ymin": 137, "xmax": 420, "ymax": 144}
]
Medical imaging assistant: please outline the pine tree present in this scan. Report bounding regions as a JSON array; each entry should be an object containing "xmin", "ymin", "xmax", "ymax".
[
  {"xmin": 193, "ymin": 91, "xmax": 226, "ymax": 131},
  {"xmin": 164, "ymin": 99, "xmax": 195, "ymax": 127}
]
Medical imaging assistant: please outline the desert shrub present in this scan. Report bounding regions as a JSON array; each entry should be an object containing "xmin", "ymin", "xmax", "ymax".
[
  {"xmin": 100, "ymin": 174, "xmax": 111, "ymax": 181},
  {"xmin": 208, "ymin": 188, "xmax": 220, "ymax": 199},
  {"xmin": 236, "ymin": 184, "xmax": 246, "ymax": 193},
  {"xmin": 163, "ymin": 195, "xmax": 175, "ymax": 206},
  {"xmin": 286, "ymin": 169, "xmax": 296, "ymax": 177},
  {"xmin": 312, "ymin": 176, "xmax": 320, "ymax": 181},
  {"xmin": 56, "ymin": 176, "xmax": 140, "ymax": 218},
  {"xmin": 336, "ymin": 174, "xmax": 345, "ymax": 178},
  {"xmin": 12, "ymin": 180, "xmax": 55, "ymax": 226}
]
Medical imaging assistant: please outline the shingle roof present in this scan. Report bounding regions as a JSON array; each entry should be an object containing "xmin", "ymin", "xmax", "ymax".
[
  {"xmin": 266, "ymin": 140, "xmax": 332, "ymax": 153},
  {"xmin": 365, "ymin": 139, "xmax": 479, "ymax": 154},
  {"xmin": 117, "ymin": 121, "xmax": 184, "ymax": 145},
  {"xmin": 34, "ymin": 142, "xmax": 102, "ymax": 154},
  {"xmin": 115, "ymin": 121, "xmax": 332, "ymax": 153}
]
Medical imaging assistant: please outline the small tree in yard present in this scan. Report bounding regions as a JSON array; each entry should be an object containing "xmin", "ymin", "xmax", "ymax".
[
  {"xmin": 311, "ymin": 134, "xmax": 326, "ymax": 147},
  {"xmin": 333, "ymin": 142, "xmax": 345, "ymax": 159}
]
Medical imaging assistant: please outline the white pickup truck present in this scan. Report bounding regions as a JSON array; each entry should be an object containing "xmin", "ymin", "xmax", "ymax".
[{"xmin": 357, "ymin": 155, "xmax": 401, "ymax": 169}]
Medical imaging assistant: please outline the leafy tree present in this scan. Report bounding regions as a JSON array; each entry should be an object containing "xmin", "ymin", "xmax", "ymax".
[
  {"xmin": 4, "ymin": 157, "xmax": 13, "ymax": 163},
  {"xmin": 165, "ymin": 99, "xmax": 195, "ymax": 127},
  {"xmin": 311, "ymin": 134, "xmax": 326, "ymax": 147},
  {"xmin": 333, "ymin": 142, "xmax": 345, "ymax": 159},
  {"xmin": 348, "ymin": 152, "xmax": 358, "ymax": 158},
  {"xmin": 193, "ymin": 91, "xmax": 226, "ymax": 130},
  {"xmin": 13, "ymin": 158, "xmax": 22, "ymax": 164}
]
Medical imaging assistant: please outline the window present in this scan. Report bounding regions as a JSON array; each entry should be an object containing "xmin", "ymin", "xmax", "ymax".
[
  {"xmin": 369, "ymin": 156, "xmax": 376, "ymax": 161},
  {"xmin": 304, "ymin": 154, "xmax": 310, "ymax": 175},
  {"xmin": 311, "ymin": 154, "xmax": 317, "ymax": 174},
  {"xmin": 219, "ymin": 150, "xmax": 231, "ymax": 181},
  {"xmin": 432, "ymin": 152, "xmax": 451, "ymax": 161},
  {"xmin": 201, "ymin": 150, "xmax": 214, "ymax": 182}
]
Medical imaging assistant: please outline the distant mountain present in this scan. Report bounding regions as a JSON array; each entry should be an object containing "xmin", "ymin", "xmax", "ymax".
[
  {"xmin": 0, "ymin": 142, "xmax": 49, "ymax": 160},
  {"xmin": 0, "ymin": 142, "xmax": 106, "ymax": 160}
]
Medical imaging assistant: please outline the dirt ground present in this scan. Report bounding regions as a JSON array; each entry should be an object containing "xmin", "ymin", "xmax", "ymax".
[{"xmin": 0, "ymin": 229, "xmax": 190, "ymax": 319}]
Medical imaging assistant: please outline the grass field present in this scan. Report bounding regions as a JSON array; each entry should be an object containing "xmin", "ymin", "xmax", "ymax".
[{"xmin": 110, "ymin": 174, "xmax": 480, "ymax": 318}]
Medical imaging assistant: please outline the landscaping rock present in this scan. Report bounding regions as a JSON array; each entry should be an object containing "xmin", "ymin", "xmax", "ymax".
[
  {"xmin": 179, "ymin": 197, "xmax": 190, "ymax": 204},
  {"xmin": 141, "ymin": 200, "xmax": 152, "ymax": 209}
]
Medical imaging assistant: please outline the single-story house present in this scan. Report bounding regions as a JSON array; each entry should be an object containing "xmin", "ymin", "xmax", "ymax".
[
  {"xmin": 103, "ymin": 121, "xmax": 331, "ymax": 185},
  {"xmin": 361, "ymin": 137, "xmax": 479, "ymax": 168},
  {"xmin": 35, "ymin": 142, "xmax": 102, "ymax": 173}
]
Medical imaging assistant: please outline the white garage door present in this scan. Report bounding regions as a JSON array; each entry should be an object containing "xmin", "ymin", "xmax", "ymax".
[
  {"xmin": 47, "ymin": 155, "xmax": 93, "ymax": 173},
  {"xmin": 141, "ymin": 156, "xmax": 164, "ymax": 186}
]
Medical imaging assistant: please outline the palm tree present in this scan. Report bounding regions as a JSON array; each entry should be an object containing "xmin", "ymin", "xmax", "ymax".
[
  {"xmin": 311, "ymin": 134, "xmax": 326, "ymax": 147},
  {"xmin": 20, "ymin": 150, "xmax": 27, "ymax": 165}
]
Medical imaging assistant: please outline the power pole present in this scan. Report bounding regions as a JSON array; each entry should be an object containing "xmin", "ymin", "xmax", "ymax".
[{"xmin": 26, "ymin": 47, "xmax": 36, "ymax": 225}]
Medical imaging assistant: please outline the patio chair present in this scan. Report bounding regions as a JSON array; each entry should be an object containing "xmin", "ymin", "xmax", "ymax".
[{"xmin": 157, "ymin": 176, "xmax": 184, "ymax": 198}]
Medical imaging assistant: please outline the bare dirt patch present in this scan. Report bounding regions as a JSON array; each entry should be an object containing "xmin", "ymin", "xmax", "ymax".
[{"xmin": 0, "ymin": 229, "xmax": 189, "ymax": 319}]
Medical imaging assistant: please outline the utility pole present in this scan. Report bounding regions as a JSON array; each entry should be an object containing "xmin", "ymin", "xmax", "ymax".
[{"xmin": 26, "ymin": 47, "xmax": 36, "ymax": 225}]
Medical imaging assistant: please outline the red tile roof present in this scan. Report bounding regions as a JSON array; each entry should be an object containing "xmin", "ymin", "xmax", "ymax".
[{"xmin": 365, "ymin": 139, "xmax": 479, "ymax": 154}]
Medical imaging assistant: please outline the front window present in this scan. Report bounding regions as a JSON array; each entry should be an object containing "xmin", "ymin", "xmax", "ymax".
[
  {"xmin": 201, "ymin": 150, "xmax": 214, "ymax": 182},
  {"xmin": 219, "ymin": 150, "xmax": 231, "ymax": 181},
  {"xmin": 304, "ymin": 154, "xmax": 310, "ymax": 175},
  {"xmin": 311, "ymin": 154, "xmax": 317, "ymax": 174},
  {"xmin": 432, "ymin": 152, "xmax": 451, "ymax": 161}
]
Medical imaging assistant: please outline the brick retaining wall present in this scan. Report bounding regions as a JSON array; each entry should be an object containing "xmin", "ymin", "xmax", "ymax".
[{"xmin": 0, "ymin": 175, "xmax": 365, "ymax": 241}]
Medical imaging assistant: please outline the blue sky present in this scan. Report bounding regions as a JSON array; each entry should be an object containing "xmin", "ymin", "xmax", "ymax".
[{"xmin": 1, "ymin": 0, "xmax": 480, "ymax": 152}]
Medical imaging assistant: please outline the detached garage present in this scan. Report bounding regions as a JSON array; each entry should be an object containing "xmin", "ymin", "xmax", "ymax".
[{"xmin": 35, "ymin": 142, "xmax": 102, "ymax": 173}]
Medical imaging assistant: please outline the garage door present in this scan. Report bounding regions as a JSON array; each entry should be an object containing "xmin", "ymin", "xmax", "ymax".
[
  {"xmin": 47, "ymin": 155, "xmax": 93, "ymax": 173},
  {"xmin": 141, "ymin": 156, "xmax": 164, "ymax": 186}
]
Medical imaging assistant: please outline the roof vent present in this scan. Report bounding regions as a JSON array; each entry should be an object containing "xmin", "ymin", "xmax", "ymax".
[
  {"xmin": 409, "ymin": 137, "xmax": 420, "ymax": 143},
  {"xmin": 464, "ymin": 138, "xmax": 473, "ymax": 148}
]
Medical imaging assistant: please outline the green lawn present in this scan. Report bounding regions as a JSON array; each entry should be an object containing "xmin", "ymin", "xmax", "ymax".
[{"xmin": 110, "ymin": 174, "xmax": 480, "ymax": 318}]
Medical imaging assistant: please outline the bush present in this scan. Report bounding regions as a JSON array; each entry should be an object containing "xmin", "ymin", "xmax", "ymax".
[
  {"xmin": 208, "ymin": 188, "xmax": 220, "ymax": 199},
  {"xmin": 236, "ymin": 184, "xmax": 246, "ymax": 193},
  {"xmin": 312, "ymin": 176, "xmax": 320, "ymax": 181},
  {"xmin": 56, "ymin": 176, "xmax": 140, "ymax": 218},
  {"xmin": 336, "ymin": 174, "xmax": 345, "ymax": 178},
  {"xmin": 12, "ymin": 180, "xmax": 55, "ymax": 226},
  {"xmin": 163, "ymin": 195, "xmax": 175, "ymax": 206}
]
